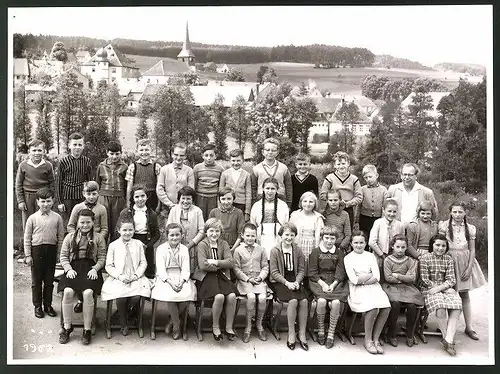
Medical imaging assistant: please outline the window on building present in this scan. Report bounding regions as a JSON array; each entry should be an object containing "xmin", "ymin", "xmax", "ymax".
[
  {"xmin": 111, "ymin": 77, "xmax": 116, "ymax": 82},
  {"xmin": 359, "ymin": 124, "xmax": 364, "ymax": 133},
  {"xmin": 147, "ymin": 79, "xmax": 150, "ymax": 83},
  {"xmin": 92, "ymin": 68, "xmax": 95, "ymax": 72},
  {"xmin": 130, "ymin": 102, "xmax": 133, "ymax": 107},
  {"xmin": 112, "ymin": 68, "xmax": 116, "ymax": 73}
]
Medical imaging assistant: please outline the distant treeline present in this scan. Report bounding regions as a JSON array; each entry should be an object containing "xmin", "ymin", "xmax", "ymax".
[
  {"xmin": 15, "ymin": 33, "xmax": 376, "ymax": 67},
  {"xmin": 433, "ymin": 62, "xmax": 486, "ymax": 76},
  {"xmin": 373, "ymin": 54, "xmax": 434, "ymax": 71}
]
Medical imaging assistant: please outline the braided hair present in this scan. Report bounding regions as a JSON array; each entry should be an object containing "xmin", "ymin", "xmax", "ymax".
[
  {"xmin": 71, "ymin": 209, "xmax": 95, "ymax": 258},
  {"xmin": 260, "ymin": 177, "xmax": 279, "ymax": 236},
  {"xmin": 448, "ymin": 201, "xmax": 470, "ymax": 242}
]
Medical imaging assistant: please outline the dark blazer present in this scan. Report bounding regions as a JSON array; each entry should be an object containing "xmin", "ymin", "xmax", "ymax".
[
  {"xmin": 269, "ymin": 242, "xmax": 305, "ymax": 285},
  {"xmin": 119, "ymin": 206, "xmax": 160, "ymax": 247},
  {"xmin": 193, "ymin": 238, "xmax": 233, "ymax": 282}
]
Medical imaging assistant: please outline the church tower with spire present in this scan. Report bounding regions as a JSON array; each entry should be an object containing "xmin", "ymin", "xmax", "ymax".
[{"xmin": 177, "ymin": 21, "xmax": 196, "ymax": 71}]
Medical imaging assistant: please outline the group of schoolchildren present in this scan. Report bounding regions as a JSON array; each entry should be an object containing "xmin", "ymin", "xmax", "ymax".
[{"xmin": 17, "ymin": 133, "xmax": 486, "ymax": 357}]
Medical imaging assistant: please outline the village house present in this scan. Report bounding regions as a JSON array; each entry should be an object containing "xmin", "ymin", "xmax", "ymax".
[
  {"xmin": 30, "ymin": 55, "xmax": 65, "ymax": 78},
  {"xmin": 216, "ymin": 64, "xmax": 230, "ymax": 74},
  {"xmin": 13, "ymin": 58, "xmax": 30, "ymax": 86},
  {"xmin": 203, "ymin": 62, "xmax": 217, "ymax": 72},
  {"xmin": 80, "ymin": 44, "xmax": 141, "ymax": 89},
  {"xmin": 76, "ymin": 50, "xmax": 91, "ymax": 63}
]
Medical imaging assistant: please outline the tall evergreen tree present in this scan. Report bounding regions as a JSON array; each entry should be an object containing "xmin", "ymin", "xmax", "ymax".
[
  {"xmin": 13, "ymin": 84, "xmax": 32, "ymax": 153},
  {"xmin": 34, "ymin": 92, "xmax": 54, "ymax": 152},
  {"xmin": 208, "ymin": 94, "xmax": 228, "ymax": 159},
  {"xmin": 228, "ymin": 95, "xmax": 250, "ymax": 149}
]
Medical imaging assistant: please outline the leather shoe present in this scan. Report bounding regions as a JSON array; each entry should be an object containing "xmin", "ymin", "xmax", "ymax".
[
  {"xmin": 224, "ymin": 331, "xmax": 237, "ymax": 341},
  {"xmin": 120, "ymin": 326, "xmax": 129, "ymax": 336},
  {"xmin": 364, "ymin": 340, "xmax": 378, "ymax": 354},
  {"xmin": 388, "ymin": 337, "xmax": 398, "ymax": 347},
  {"xmin": 286, "ymin": 340, "xmax": 296, "ymax": 350},
  {"xmin": 172, "ymin": 328, "xmax": 181, "ymax": 340},
  {"xmin": 242, "ymin": 331, "xmax": 251, "ymax": 343},
  {"xmin": 44, "ymin": 305, "xmax": 57, "ymax": 317},
  {"xmin": 374, "ymin": 341, "xmax": 384, "ymax": 354},
  {"xmin": 213, "ymin": 332, "xmax": 223, "ymax": 341},
  {"xmin": 297, "ymin": 335, "xmax": 309, "ymax": 351},
  {"xmin": 406, "ymin": 337, "xmax": 415, "ymax": 347},
  {"xmin": 257, "ymin": 329, "xmax": 267, "ymax": 341},
  {"xmin": 82, "ymin": 329, "xmax": 91, "ymax": 345},
  {"xmin": 317, "ymin": 333, "xmax": 326, "ymax": 346},
  {"xmin": 465, "ymin": 329, "xmax": 479, "ymax": 341},
  {"xmin": 325, "ymin": 336, "xmax": 335, "ymax": 349},
  {"xmin": 73, "ymin": 301, "xmax": 83, "ymax": 313},
  {"xmin": 34, "ymin": 306, "xmax": 44, "ymax": 318}
]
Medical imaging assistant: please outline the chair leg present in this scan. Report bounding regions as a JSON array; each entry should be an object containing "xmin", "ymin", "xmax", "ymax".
[
  {"xmin": 138, "ymin": 297, "xmax": 144, "ymax": 338},
  {"xmin": 150, "ymin": 299, "xmax": 157, "ymax": 340},
  {"xmin": 271, "ymin": 301, "xmax": 284, "ymax": 341},
  {"xmin": 196, "ymin": 300, "xmax": 204, "ymax": 342},
  {"xmin": 105, "ymin": 300, "xmax": 112, "ymax": 339},
  {"xmin": 307, "ymin": 300, "xmax": 317, "ymax": 342},
  {"xmin": 336, "ymin": 303, "xmax": 348, "ymax": 342},
  {"xmin": 346, "ymin": 311, "xmax": 358, "ymax": 345},
  {"xmin": 416, "ymin": 308, "xmax": 428, "ymax": 344},
  {"xmin": 263, "ymin": 299, "xmax": 274, "ymax": 335},
  {"xmin": 182, "ymin": 302, "xmax": 190, "ymax": 341}
]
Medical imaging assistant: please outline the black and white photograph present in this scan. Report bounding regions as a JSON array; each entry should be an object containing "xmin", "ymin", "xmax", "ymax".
[{"xmin": 7, "ymin": 5, "xmax": 493, "ymax": 365}]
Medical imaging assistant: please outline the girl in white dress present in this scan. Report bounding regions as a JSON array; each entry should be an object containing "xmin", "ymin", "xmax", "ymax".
[
  {"xmin": 289, "ymin": 191, "xmax": 324, "ymax": 275},
  {"xmin": 344, "ymin": 230, "xmax": 391, "ymax": 355},
  {"xmin": 151, "ymin": 223, "xmax": 197, "ymax": 339},
  {"xmin": 101, "ymin": 214, "xmax": 151, "ymax": 336}
]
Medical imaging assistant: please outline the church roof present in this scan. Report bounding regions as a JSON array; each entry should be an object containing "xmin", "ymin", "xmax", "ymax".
[
  {"xmin": 142, "ymin": 61, "xmax": 167, "ymax": 76},
  {"xmin": 177, "ymin": 21, "xmax": 195, "ymax": 59}
]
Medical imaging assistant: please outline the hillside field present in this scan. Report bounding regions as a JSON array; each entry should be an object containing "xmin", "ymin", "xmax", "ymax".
[{"xmin": 128, "ymin": 54, "xmax": 468, "ymax": 95}]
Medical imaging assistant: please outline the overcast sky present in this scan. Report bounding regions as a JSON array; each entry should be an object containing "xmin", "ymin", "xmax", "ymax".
[{"xmin": 9, "ymin": 5, "xmax": 492, "ymax": 67}]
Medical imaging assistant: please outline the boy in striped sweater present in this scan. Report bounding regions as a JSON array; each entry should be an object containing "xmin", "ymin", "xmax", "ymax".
[
  {"xmin": 251, "ymin": 137, "xmax": 293, "ymax": 208},
  {"xmin": 16, "ymin": 139, "xmax": 55, "ymax": 230},
  {"xmin": 193, "ymin": 143, "xmax": 224, "ymax": 220},
  {"xmin": 56, "ymin": 132, "xmax": 92, "ymax": 229},
  {"xmin": 319, "ymin": 151, "xmax": 362, "ymax": 229}
]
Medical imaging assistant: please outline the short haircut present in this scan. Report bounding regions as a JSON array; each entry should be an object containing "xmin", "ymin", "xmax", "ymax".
[
  {"xmin": 117, "ymin": 212, "xmax": 135, "ymax": 229},
  {"xmin": 36, "ymin": 187, "xmax": 54, "ymax": 199},
  {"xmin": 202, "ymin": 143, "xmax": 216, "ymax": 153},
  {"xmin": 362, "ymin": 164, "xmax": 378, "ymax": 176},
  {"xmin": 388, "ymin": 234, "xmax": 408, "ymax": 255},
  {"xmin": 173, "ymin": 142, "xmax": 187, "ymax": 152},
  {"xmin": 229, "ymin": 149, "xmax": 244, "ymax": 158},
  {"xmin": 204, "ymin": 218, "xmax": 223, "ymax": 233},
  {"xmin": 177, "ymin": 186, "xmax": 197, "ymax": 201},
  {"xmin": 106, "ymin": 140, "xmax": 122, "ymax": 153},
  {"xmin": 428, "ymin": 234, "xmax": 449, "ymax": 254},
  {"xmin": 69, "ymin": 132, "xmax": 84, "ymax": 141},
  {"xmin": 351, "ymin": 230, "xmax": 367, "ymax": 243},
  {"xmin": 416, "ymin": 200, "xmax": 436, "ymax": 220},
  {"xmin": 77, "ymin": 208, "xmax": 95, "ymax": 221},
  {"xmin": 333, "ymin": 151, "xmax": 349, "ymax": 163},
  {"xmin": 137, "ymin": 139, "xmax": 152, "ymax": 148},
  {"xmin": 401, "ymin": 163, "xmax": 419, "ymax": 175},
  {"xmin": 326, "ymin": 189, "xmax": 341, "ymax": 199},
  {"xmin": 278, "ymin": 222, "xmax": 298, "ymax": 236},
  {"xmin": 29, "ymin": 139, "xmax": 45, "ymax": 149},
  {"xmin": 165, "ymin": 222, "xmax": 183, "ymax": 236},
  {"xmin": 295, "ymin": 153, "xmax": 310, "ymax": 163},
  {"xmin": 299, "ymin": 191, "xmax": 318, "ymax": 211},
  {"xmin": 383, "ymin": 198, "xmax": 399, "ymax": 209},
  {"xmin": 241, "ymin": 222, "xmax": 257, "ymax": 235},
  {"xmin": 218, "ymin": 186, "xmax": 235, "ymax": 199},
  {"xmin": 263, "ymin": 137, "xmax": 280, "ymax": 148},
  {"xmin": 83, "ymin": 181, "xmax": 99, "ymax": 192},
  {"xmin": 320, "ymin": 225, "xmax": 339, "ymax": 238}
]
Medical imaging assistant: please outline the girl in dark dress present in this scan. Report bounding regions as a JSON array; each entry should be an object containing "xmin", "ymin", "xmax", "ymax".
[
  {"xmin": 269, "ymin": 222, "xmax": 309, "ymax": 351},
  {"xmin": 308, "ymin": 226, "xmax": 349, "ymax": 348},
  {"xmin": 192, "ymin": 218, "xmax": 238, "ymax": 341},
  {"xmin": 58, "ymin": 209, "xmax": 106, "ymax": 345}
]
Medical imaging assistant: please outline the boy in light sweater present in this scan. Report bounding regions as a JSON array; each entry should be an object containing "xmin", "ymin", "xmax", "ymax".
[
  {"xmin": 16, "ymin": 139, "xmax": 55, "ymax": 229},
  {"xmin": 193, "ymin": 143, "xmax": 224, "ymax": 220},
  {"xmin": 250, "ymin": 137, "xmax": 293, "ymax": 208},
  {"xmin": 24, "ymin": 187, "xmax": 65, "ymax": 319},
  {"xmin": 219, "ymin": 149, "xmax": 251, "ymax": 221},
  {"xmin": 156, "ymin": 142, "xmax": 195, "ymax": 217}
]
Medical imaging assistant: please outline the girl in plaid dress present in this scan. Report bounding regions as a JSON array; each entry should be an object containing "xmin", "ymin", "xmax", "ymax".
[
  {"xmin": 420, "ymin": 234, "xmax": 462, "ymax": 356},
  {"xmin": 289, "ymin": 191, "xmax": 324, "ymax": 276},
  {"xmin": 438, "ymin": 201, "xmax": 486, "ymax": 341}
]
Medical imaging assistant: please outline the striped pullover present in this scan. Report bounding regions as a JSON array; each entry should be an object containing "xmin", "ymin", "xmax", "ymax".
[
  {"xmin": 319, "ymin": 172, "xmax": 362, "ymax": 209},
  {"xmin": 193, "ymin": 162, "xmax": 224, "ymax": 197},
  {"xmin": 56, "ymin": 154, "xmax": 92, "ymax": 202}
]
